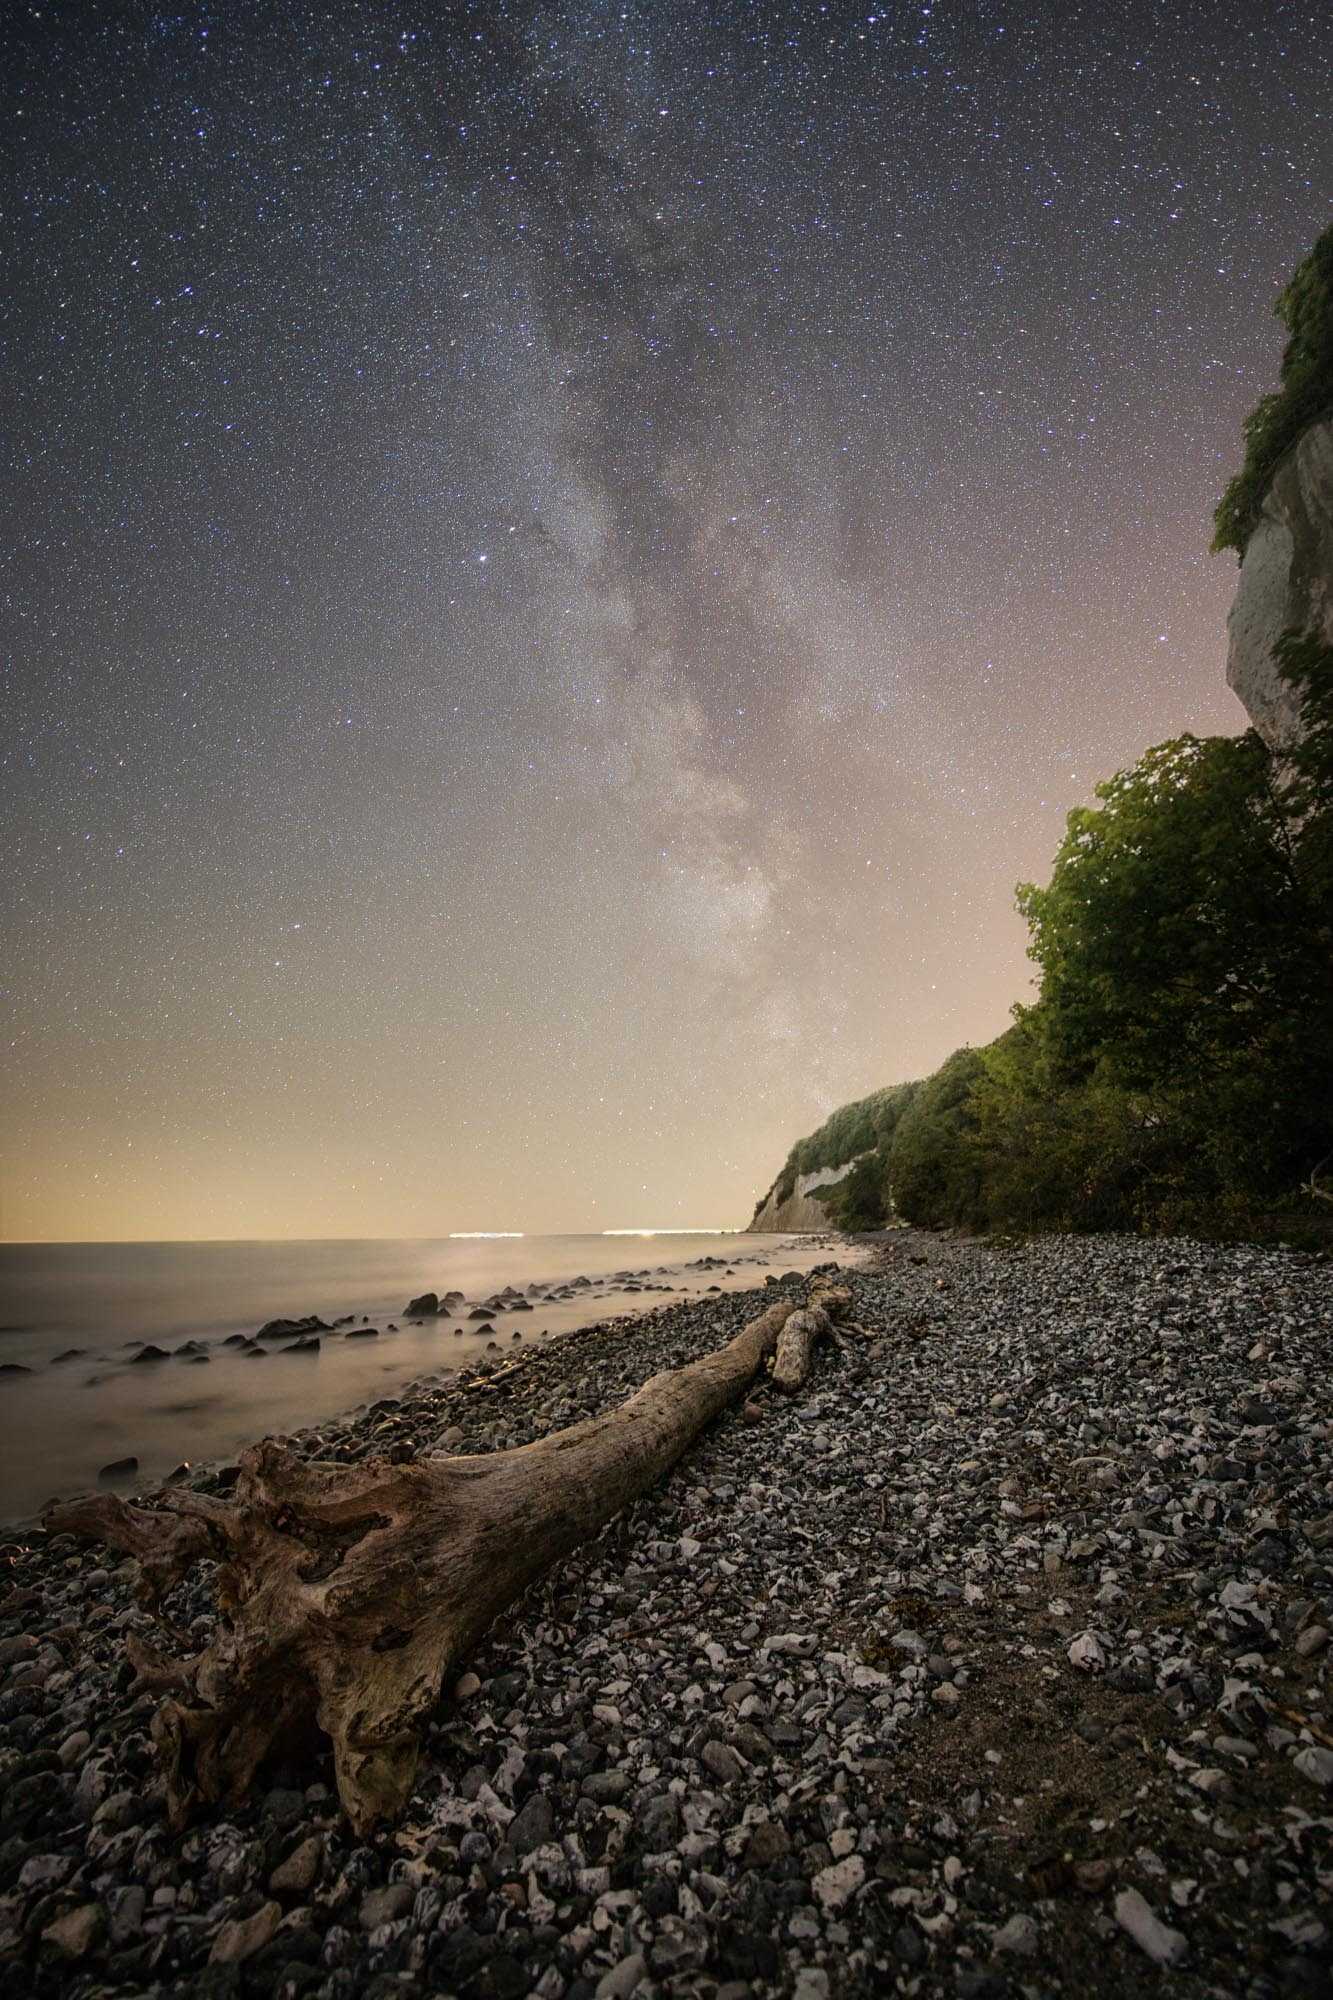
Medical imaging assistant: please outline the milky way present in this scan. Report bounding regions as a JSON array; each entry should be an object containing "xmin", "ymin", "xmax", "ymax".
[{"xmin": 3, "ymin": 1, "xmax": 1330, "ymax": 1239}]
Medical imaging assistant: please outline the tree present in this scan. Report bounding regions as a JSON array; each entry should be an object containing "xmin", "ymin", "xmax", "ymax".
[{"xmin": 1016, "ymin": 728, "xmax": 1333, "ymax": 1202}]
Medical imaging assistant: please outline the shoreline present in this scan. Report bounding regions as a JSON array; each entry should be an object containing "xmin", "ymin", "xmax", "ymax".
[
  {"xmin": 0, "ymin": 1232, "xmax": 854, "ymax": 1525},
  {"xmin": 1, "ymin": 1229, "xmax": 1330, "ymax": 1996}
]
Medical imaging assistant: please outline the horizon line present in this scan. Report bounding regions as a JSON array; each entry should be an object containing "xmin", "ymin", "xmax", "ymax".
[{"xmin": 0, "ymin": 1225, "xmax": 750, "ymax": 1248}]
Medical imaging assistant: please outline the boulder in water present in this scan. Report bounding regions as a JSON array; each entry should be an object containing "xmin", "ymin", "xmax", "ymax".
[
  {"xmin": 405, "ymin": 1293, "xmax": 439, "ymax": 1317},
  {"xmin": 255, "ymin": 1315, "xmax": 330, "ymax": 1341}
]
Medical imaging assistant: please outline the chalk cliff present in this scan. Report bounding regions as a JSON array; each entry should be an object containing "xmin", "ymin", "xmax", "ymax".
[
  {"xmin": 1227, "ymin": 416, "xmax": 1333, "ymax": 749},
  {"xmin": 749, "ymin": 1159, "xmax": 858, "ymax": 1233}
]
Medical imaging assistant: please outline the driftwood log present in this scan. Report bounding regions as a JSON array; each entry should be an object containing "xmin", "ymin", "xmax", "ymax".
[
  {"xmin": 43, "ymin": 1278, "xmax": 850, "ymax": 1834},
  {"xmin": 772, "ymin": 1287, "xmax": 850, "ymax": 1390}
]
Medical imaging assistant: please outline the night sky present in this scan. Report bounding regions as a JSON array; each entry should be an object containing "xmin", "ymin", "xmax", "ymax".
[{"xmin": 3, "ymin": 2, "xmax": 1330, "ymax": 1241}]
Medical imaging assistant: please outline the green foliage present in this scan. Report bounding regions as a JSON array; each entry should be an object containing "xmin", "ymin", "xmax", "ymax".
[
  {"xmin": 1276, "ymin": 628, "xmax": 1333, "ymax": 917},
  {"xmin": 886, "ymin": 1048, "xmax": 989, "ymax": 1227},
  {"xmin": 1018, "ymin": 731, "xmax": 1327, "ymax": 1100},
  {"xmin": 818, "ymin": 1151, "xmax": 889, "ymax": 1232},
  {"xmin": 992, "ymin": 697, "xmax": 1333, "ymax": 1232},
  {"xmin": 1213, "ymin": 222, "xmax": 1333, "ymax": 556}
]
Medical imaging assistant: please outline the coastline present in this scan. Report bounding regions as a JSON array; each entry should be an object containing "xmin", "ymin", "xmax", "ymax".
[
  {"xmin": 0, "ymin": 1232, "xmax": 852, "ymax": 1524},
  {"xmin": 1, "ymin": 1230, "xmax": 1330, "ymax": 1996}
]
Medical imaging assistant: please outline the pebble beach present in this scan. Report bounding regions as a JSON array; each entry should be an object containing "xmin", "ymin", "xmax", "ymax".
[{"xmin": 2, "ymin": 1230, "xmax": 1331, "ymax": 1999}]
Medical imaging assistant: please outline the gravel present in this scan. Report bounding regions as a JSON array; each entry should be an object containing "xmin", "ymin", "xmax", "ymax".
[{"xmin": 1, "ymin": 1228, "xmax": 1331, "ymax": 1998}]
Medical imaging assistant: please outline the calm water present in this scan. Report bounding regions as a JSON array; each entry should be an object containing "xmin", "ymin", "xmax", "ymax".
[{"xmin": 0, "ymin": 1233, "xmax": 844, "ymax": 1520}]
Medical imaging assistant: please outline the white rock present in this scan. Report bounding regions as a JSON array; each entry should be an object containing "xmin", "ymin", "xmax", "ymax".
[
  {"xmin": 1114, "ymin": 1888, "xmax": 1188, "ymax": 1966},
  {"xmin": 1270, "ymin": 1913, "xmax": 1327, "ymax": 1949},
  {"xmin": 764, "ymin": 1633, "xmax": 817, "ymax": 1656},
  {"xmin": 794, "ymin": 1972, "xmax": 831, "ymax": 2000},
  {"xmin": 1068, "ymin": 1631, "xmax": 1106, "ymax": 1673},
  {"xmin": 811, "ymin": 1854, "xmax": 865, "ymax": 1912}
]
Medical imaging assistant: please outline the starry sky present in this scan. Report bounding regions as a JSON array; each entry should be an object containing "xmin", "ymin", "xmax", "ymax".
[{"xmin": 3, "ymin": 1, "xmax": 1330, "ymax": 1242}]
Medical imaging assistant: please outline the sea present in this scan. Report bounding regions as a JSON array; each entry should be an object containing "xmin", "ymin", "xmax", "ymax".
[{"xmin": 0, "ymin": 1232, "xmax": 844, "ymax": 1521}]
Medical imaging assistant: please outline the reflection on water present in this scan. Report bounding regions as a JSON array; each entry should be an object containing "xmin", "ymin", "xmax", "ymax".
[{"xmin": 0, "ymin": 1233, "xmax": 843, "ymax": 1519}]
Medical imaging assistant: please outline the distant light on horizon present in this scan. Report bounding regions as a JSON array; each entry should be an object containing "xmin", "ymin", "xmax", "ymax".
[{"xmin": 448, "ymin": 1231, "xmax": 526, "ymax": 1239}]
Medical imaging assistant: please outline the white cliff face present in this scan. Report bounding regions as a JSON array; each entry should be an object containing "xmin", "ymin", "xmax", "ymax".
[
  {"xmin": 750, "ymin": 1156, "xmax": 863, "ymax": 1233},
  {"xmin": 1227, "ymin": 417, "xmax": 1333, "ymax": 749}
]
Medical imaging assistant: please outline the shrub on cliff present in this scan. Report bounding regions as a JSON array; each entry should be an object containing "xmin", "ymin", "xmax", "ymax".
[{"xmin": 1212, "ymin": 221, "xmax": 1333, "ymax": 557}]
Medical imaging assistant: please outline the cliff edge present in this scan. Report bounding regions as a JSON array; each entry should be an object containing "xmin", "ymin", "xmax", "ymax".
[{"xmin": 1227, "ymin": 415, "xmax": 1333, "ymax": 748}]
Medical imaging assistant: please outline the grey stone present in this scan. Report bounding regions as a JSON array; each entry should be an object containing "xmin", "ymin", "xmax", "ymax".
[
  {"xmin": 508, "ymin": 1790, "xmax": 556, "ymax": 1854},
  {"xmin": 359, "ymin": 1882, "xmax": 414, "ymax": 1930},
  {"xmin": 581, "ymin": 1770, "xmax": 630, "ymax": 1804},
  {"xmin": 701, "ymin": 1739, "xmax": 744, "ymax": 1783}
]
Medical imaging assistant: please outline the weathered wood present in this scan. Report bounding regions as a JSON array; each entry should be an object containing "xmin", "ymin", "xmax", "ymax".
[
  {"xmin": 772, "ymin": 1283, "xmax": 852, "ymax": 1390},
  {"xmin": 41, "ymin": 1282, "xmax": 847, "ymax": 1834}
]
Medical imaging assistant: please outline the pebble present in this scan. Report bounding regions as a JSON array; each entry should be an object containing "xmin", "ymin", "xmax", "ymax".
[
  {"xmin": 1292, "ymin": 1744, "xmax": 1333, "ymax": 1787},
  {"xmin": 744, "ymin": 1820, "xmax": 791, "ymax": 1867},
  {"xmin": 269, "ymin": 1831, "xmax": 323, "ymax": 1892},
  {"xmin": 992, "ymin": 1912, "xmax": 1039, "ymax": 1956},
  {"xmin": 359, "ymin": 1881, "xmax": 414, "ymax": 1929},
  {"xmin": 702, "ymin": 1738, "xmax": 744, "ymax": 1782},
  {"xmin": 41, "ymin": 1902, "xmax": 102, "ymax": 1958},
  {"xmin": 56, "ymin": 1727, "xmax": 90, "ymax": 1769},
  {"xmin": 811, "ymin": 1854, "xmax": 865, "ymax": 1911},
  {"xmin": 208, "ymin": 1899, "xmax": 281, "ymax": 1963},
  {"xmin": 595, "ymin": 1951, "xmax": 648, "ymax": 1997},
  {"xmin": 1115, "ymin": 1888, "xmax": 1189, "ymax": 1966}
]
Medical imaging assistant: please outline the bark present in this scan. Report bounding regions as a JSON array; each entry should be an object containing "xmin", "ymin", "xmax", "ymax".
[{"xmin": 43, "ymin": 1279, "xmax": 848, "ymax": 1834}]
